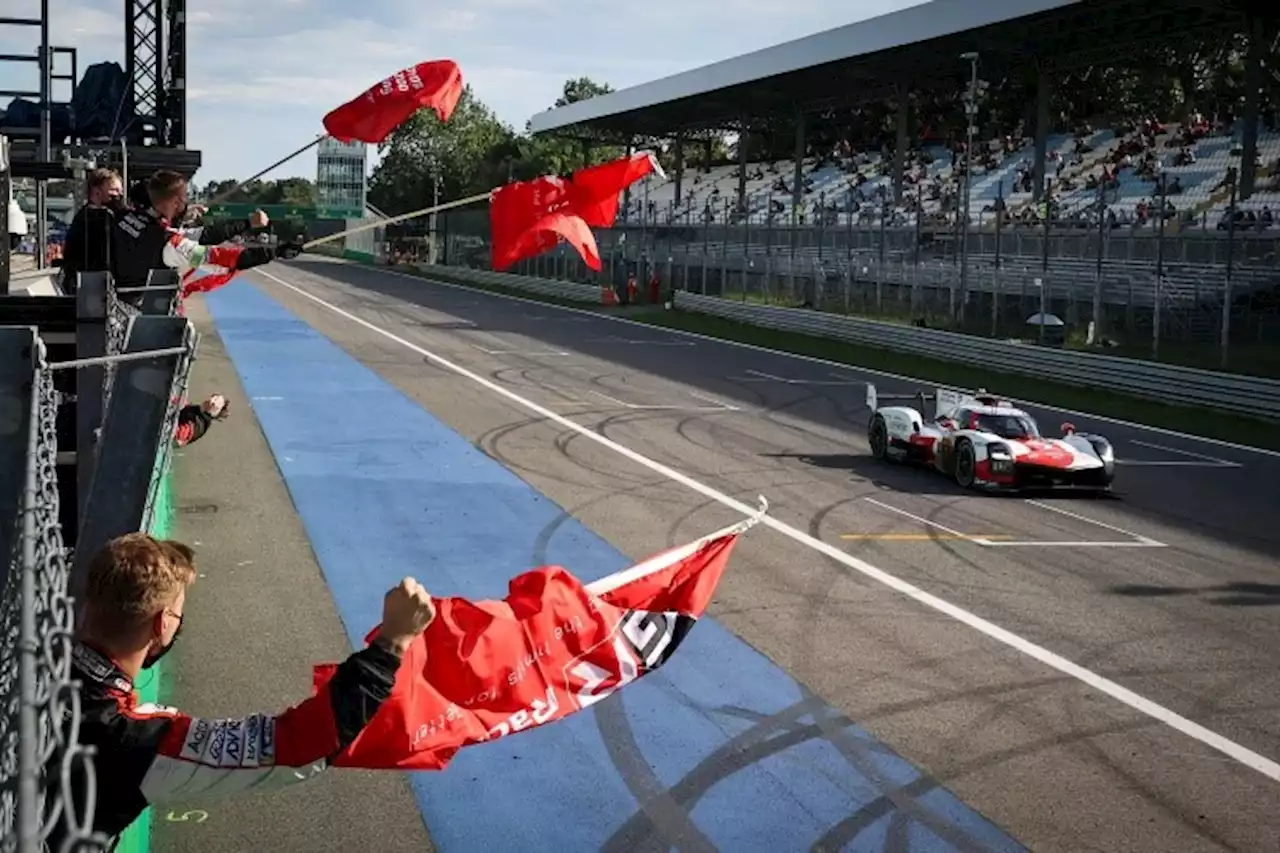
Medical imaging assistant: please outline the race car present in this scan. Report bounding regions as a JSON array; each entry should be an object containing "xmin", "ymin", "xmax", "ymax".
[{"xmin": 865, "ymin": 384, "xmax": 1115, "ymax": 492}]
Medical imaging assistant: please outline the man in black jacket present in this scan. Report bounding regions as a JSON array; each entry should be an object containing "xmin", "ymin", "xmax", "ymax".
[
  {"xmin": 50, "ymin": 533, "xmax": 434, "ymax": 849},
  {"xmin": 112, "ymin": 170, "xmax": 286, "ymax": 288},
  {"xmin": 60, "ymin": 168, "xmax": 125, "ymax": 293}
]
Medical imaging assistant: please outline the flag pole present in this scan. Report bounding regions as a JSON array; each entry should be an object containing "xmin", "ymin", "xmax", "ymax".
[
  {"xmin": 299, "ymin": 149, "xmax": 665, "ymax": 252},
  {"xmin": 208, "ymin": 134, "xmax": 330, "ymax": 205},
  {"xmin": 584, "ymin": 496, "xmax": 769, "ymax": 597},
  {"xmin": 301, "ymin": 191, "xmax": 492, "ymax": 250}
]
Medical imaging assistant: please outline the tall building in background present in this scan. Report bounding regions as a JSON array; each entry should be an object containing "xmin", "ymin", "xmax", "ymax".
[{"xmin": 315, "ymin": 137, "xmax": 367, "ymax": 219}]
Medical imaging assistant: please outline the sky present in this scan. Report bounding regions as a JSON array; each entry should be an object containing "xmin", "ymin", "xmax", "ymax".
[{"xmin": 0, "ymin": 0, "xmax": 926, "ymax": 184}]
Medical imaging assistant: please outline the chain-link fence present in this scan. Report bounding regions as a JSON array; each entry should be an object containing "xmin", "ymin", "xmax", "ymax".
[
  {"xmin": 0, "ymin": 334, "xmax": 109, "ymax": 853},
  {"xmin": 1, "ymin": 273, "xmax": 196, "ymax": 852},
  {"xmin": 424, "ymin": 185, "xmax": 1279, "ymax": 376}
]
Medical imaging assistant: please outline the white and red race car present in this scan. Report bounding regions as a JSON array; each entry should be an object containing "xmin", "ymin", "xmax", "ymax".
[{"xmin": 865, "ymin": 384, "xmax": 1115, "ymax": 492}]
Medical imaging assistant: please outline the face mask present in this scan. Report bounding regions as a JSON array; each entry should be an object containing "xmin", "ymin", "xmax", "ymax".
[
  {"xmin": 142, "ymin": 617, "xmax": 183, "ymax": 670},
  {"xmin": 106, "ymin": 195, "xmax": 127, "ymax": 213}
]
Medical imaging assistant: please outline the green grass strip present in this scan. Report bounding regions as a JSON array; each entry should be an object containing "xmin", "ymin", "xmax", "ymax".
[{"xmin": 112, "ymin": 472, "xmax": 175, "ymax": 853}]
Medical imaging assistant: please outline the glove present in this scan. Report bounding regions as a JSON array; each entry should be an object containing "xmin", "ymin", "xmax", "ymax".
[
  {"xmin": 233, "ymin": 245, "xmax": 275, "ymax": 271},
  {"xmin": 276, "ymin": 238, "xmax": 303, "ymax": 260}
]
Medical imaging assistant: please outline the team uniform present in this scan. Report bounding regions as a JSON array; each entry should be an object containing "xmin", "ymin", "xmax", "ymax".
[
  {"xmin": 110, "ymin": 207, "xmax": 275, "ymax": 288},
  {"xmin": 50, "ymin": 640, "xmax": 402, "ymax": 849}
]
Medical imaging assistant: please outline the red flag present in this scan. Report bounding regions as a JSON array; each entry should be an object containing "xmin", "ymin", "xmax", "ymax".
[
  {"xmin": 488, "ymin": 151, "xmax": 661, "ymax": 272},
  {"xmin": 312, "ymin": 503, "xmax": 765, "ymax": 770},
  {"xmin": 489, "ymin": 177, "xmax": 600, "ymax": 271},
  {"xmin": 569, "ymin": 151, "xmax": 664, "ymax": 228},
  {"xmin": 323, "ymin": 60, "xmax": 463, "ymax": 144},
  {"xmin": 181, "ymin": 265, "xmax": 237, "ymax": 296}
]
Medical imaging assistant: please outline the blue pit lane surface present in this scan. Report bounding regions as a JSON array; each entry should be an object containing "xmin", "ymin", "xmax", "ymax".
[{"xmin": 205, "ymin": 280, "xmax": 1023, "ymax": 852}]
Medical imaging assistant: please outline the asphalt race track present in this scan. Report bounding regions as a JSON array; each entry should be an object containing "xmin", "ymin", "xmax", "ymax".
[{"xmin": 207, "ymin": 256, "xmax": 1280, "ymax": 851}]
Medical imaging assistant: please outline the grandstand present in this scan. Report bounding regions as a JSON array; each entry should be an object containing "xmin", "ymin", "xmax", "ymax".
[{"xmin": 517, "ymin": 0, "xmax": 1279, "ymax": 352}]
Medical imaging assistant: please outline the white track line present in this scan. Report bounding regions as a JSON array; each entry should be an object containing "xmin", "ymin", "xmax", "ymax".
[
  {"xmin": 742, "ymin": 369, "xmax": 863, "ymax": 386},
  {"xmin": 477, "ymin": 347, "xmax": 571, "ymax": 356},
  {"xmin": 588, "ymin": 389, "xmax": 737, "ymax": 412},
  {"xmin": 254, "ymin": 268, "xmax": 1280, "ymax": 783},
  {"xmin": 865, "ymin": 497, "xmax": 1164, "ymax": 549},
  {"xmin": 1129, "ymin": 440, "xmax": 1242, "ymax": 468},
  {"xmin": 589, "ymin": 336, "xmax": 696, "ymax": 347},
  {"xmin": 1024, "ymin": 499, "xmax": 1165, "ymax": 546},
  {"xmin": 328, "ymin": 261, "xmax": 1280, "ymax": 459},
  {"xmin": 686, "ymin": 390, "xmax": 741, "ymax": 411},
  {"xmin": 863, "ymin": 498, "xmax": 984, "ymax": 541}
]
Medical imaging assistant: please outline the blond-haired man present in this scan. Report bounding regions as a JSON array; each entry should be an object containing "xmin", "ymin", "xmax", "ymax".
[{"xmin": 55, "ymin": 533, "xmax": 434, "ymax": 846}]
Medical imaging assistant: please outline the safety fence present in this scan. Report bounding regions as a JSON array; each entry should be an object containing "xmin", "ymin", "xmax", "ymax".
[
  {"xmin": 428, "ymin": 196, "xmax": 1280, "ymax": 372},
  {"xmin": 411, "ymin": 263, "xmax": 1280, "ymax": 421},
  {"xmin": 1, "ymin": 268, "xmax": 196, "ymax": 852}
]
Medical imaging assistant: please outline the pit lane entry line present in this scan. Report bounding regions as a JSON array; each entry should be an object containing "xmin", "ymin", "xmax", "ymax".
[
  {"xmin": 1126, "ymin": 440, "xmax": 1243, "ymax": 468},
  {"xmin": 862, "ymin": 497, "xmax": 1166, "ymax": 548},
  {"xmin": 256, "ymin": 268, "xmax": 1280, "ymax": 784}
]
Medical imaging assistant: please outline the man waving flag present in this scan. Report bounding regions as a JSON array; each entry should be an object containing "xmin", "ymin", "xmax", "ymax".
[{"xmin": 313, "ymin": 498, "xmax": 766, "ymax": 770}]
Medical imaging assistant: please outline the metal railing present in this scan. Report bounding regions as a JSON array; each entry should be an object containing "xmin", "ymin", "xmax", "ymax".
[
  {"xmin": 431, "ymin": 190, "xmax": 1280, "ymax": 370},
  {"xmin": 409, "ymin": 263, "xmax": 1280, "ymax": 420},
  {"xmin": 1, "ymin": 269, "xmax": 197, "ymax": 852}
]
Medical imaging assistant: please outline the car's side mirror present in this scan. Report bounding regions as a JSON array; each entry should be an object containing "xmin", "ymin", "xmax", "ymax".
[{"xmin": 1061, "ymin": 422, "xmax": 1076, "ymax": 435}]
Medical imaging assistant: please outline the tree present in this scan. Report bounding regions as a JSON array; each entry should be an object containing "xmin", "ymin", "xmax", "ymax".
[
  {"xmin": 368, "ymin": 84, "xmax": 511, "ymax": 214},
  {"xmin": 195, "ymin": 178, "xmax": 317, "ymax": 207}
]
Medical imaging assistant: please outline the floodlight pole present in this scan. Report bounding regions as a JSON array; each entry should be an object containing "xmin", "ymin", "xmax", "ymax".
[{"xmin": 958, "ymin": 51, "xmax": 980, "ymax": 326}]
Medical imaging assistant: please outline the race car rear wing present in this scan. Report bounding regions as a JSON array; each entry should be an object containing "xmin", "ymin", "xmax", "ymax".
[{"xmin": 866, "ymin": 383, "xmax": 973, "ymax": 417}]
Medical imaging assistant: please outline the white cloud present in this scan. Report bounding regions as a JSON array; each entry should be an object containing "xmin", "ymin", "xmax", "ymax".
[{"xmin": 0, "ymin": 0, "xmax": 925, "ymax": 181}]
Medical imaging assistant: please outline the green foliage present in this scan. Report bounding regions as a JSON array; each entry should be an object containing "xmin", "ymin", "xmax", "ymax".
[
  {"xmin": 368, "ymin": 77, "xmax": 630, "ymax": 215},
  {"xmin": 197, "ymin": 177, "xmax": 317, "ymax": 206}
]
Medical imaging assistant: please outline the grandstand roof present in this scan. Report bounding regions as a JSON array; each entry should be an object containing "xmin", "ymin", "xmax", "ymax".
[{"xmin": 529, "ymin": 0, "xmax": 1255, "ymax": 139}]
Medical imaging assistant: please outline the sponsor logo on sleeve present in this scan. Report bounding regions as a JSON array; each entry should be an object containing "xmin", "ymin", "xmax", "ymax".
[
  {"xmin": 205, "ymin": 720, "xmax": 227, "ymax": 765},
  {"xmin": 260, "ymin": 716, "xmax": 276, "ymax": 763},
  {"xmin": 181, "ymin": 718, "xmax": 212, "ymax": 762},
  {"xmin": 220, "ymin": 720, "xmax": 245, "ymax": 768},
  {"xmin": 243, "ymin": 714, "xmax": 262, "ymax": 767}
]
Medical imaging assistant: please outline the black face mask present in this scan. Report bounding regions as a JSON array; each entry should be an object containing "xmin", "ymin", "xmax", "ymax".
[
  {"xmin": 105, "ymin": 195, "xmax": 127, "ymax": 213},
  {"xmin": 143, "ymin": 616, "xmax": 183, "ymax": 670}
]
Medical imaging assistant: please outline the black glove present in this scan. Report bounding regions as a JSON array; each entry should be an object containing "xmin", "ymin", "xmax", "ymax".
[
  {"xmin": 233, "ymin": 244, "xmax": 275, "ymax": 271},
  {"xmin": 276, "ymin": 238, "xmax": 303, "ymax": 260}
]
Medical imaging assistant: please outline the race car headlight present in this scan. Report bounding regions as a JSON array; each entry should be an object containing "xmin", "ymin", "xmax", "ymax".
[{"xmin": 987, "ymin": 443, "xmax": 1015, "ymax": 472}]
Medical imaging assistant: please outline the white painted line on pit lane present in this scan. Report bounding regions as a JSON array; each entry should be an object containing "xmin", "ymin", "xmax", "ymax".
[
  {"xmin": 862, "ymin": 498, "xmax": 985, "ymax": 541},
  {"xmin": 742, "ymin": 369, "xmax": 863, "ymax": 386},
  {"xmin": 257, "ymin": 268, "xmax": 1280, "ymax": 783},
  {"xmin": 588, "ymin": 389, "xmax": 738, "ymax": 413},
  {"xmin": 476, "ymin": 346, "xmax": 571, "ymax": 356},
  {"xmin": 1010, "ymin": 499, "xmax": 1166, "ymax": 548},
  {"xmin": 863, "ymin": 496, "xmax": 1165, "ymax": 549},
  {"xmin": 342, "ymin": 262, "xmax": 1280, "ymax": 459},
  {"xmin": 686, "ymin": 390, "xmax": 742, "ymax": 411},
  {"xmin": 1126, "ymin": 440, "xmax": 1243, "ymax": 468},
  {"xmin": 589, "ymin": 335, "xmax": 696, "ymax": 347}
]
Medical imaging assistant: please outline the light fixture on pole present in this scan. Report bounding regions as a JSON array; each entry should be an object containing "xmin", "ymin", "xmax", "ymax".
[{"xmin": 958, "ymin": 51, "xmax": 980, "ymax": 324}]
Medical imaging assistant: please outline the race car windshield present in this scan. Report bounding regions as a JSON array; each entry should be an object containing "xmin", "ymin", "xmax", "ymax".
[{"xmin": 974, "ymin": 414, "xmax": 1039, "ymax": 439}]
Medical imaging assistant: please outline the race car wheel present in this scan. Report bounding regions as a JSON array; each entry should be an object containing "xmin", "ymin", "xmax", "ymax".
[
  {"xmin": 954, "ymin": 440, "xmax": 977, "ymax": 489},
  {"xmin": 869, "ymin": 415, "xmax": 890, "ymax": 461}
]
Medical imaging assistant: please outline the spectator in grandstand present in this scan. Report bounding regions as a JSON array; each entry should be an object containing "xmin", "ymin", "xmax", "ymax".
[
  {"xmin": 59, "ymin": 168, "xmax": 125, "ymax": 293},
  {"xmin": 53, "ymin": 532, "xmax": 435, "ymax": 848}
]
